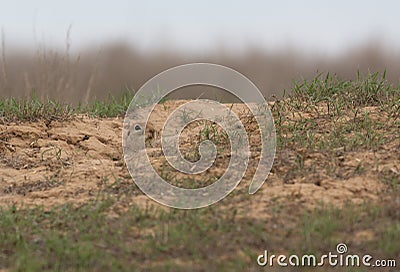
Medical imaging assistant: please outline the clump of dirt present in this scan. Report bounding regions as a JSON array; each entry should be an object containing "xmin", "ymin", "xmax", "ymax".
[{"xmin": 0, "ymin": 100, "xmax": 398, "ymax": 217}]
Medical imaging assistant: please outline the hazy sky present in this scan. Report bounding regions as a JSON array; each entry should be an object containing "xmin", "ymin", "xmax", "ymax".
[{"xmin": 1, "ymin": 0, "xmax": 399, "ymax": 54}]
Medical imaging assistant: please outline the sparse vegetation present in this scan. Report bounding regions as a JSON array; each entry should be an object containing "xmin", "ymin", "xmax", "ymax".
[
  {"xmin": 274, "ymin": 71, "xmax": 400, "ymax": 151},
  {"xmin": 0, "ymin": 90, "xmax": 136, "ymax": 123},
  {"xmin": 0, "ymin": 72, "xmax": 399, "ymax": 271}
]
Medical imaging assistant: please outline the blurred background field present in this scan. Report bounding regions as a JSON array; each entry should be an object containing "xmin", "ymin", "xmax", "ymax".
[{"xmin": 1, "ymin": 1, "xmax": 399, "ymax": 103}]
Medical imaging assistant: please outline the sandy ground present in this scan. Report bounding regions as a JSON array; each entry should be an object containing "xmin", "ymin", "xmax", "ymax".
[{"xmin": 0, "ymin": 100, "xmax": 398, "ymax": 216}]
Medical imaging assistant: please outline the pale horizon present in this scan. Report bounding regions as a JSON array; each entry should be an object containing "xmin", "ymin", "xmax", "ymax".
[{"xmin": 2, "ymin": 0, "xmax": 400, "ymax": 55}]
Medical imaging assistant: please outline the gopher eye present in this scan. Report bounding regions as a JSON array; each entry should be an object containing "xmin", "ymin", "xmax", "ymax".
[{"xmin": 134, "ymin": 124, "xmax": 142, "ymax": 131}]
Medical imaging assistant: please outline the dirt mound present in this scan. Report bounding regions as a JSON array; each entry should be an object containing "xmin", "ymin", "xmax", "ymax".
[{"xmin": 0, "ymin": 101, "xmax": 397, "ymax": 215}]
